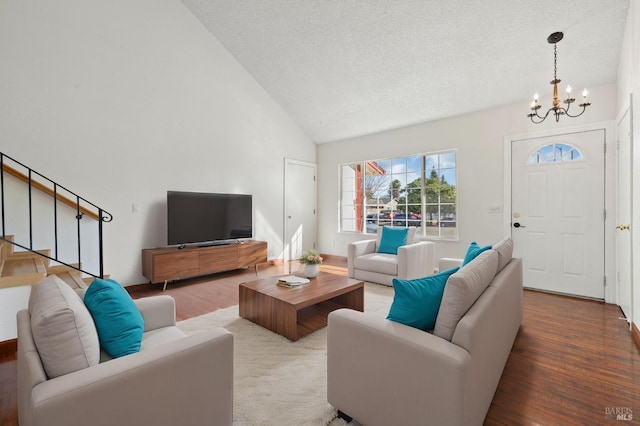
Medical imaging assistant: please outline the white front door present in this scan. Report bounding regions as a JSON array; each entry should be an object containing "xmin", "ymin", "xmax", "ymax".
[
  {"xmin": 617, "ymin": 107, "xmax": 633, "ymax": 322},
  {"xmin": 511, "ymin": 130, "xmax": 605, "ymax": 299},
  {"xmin": 284, "ymin": 159, "xmax": 317, "ymax": 269}
]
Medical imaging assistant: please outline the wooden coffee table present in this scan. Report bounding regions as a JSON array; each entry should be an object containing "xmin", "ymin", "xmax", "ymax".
[{"xmin": 239, "ymin": 272, "xmax": 364, "ymax": 341}]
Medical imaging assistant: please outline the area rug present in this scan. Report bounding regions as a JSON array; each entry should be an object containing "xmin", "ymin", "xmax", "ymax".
[{"xmin": 177, "ymin": 282, "xmax": 394, "ymax": 425}]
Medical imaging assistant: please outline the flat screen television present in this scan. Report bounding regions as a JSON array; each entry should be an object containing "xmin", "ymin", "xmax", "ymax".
[{"xmin": 167, "ymin": 191, "xmax": 253, "ymax": 246}]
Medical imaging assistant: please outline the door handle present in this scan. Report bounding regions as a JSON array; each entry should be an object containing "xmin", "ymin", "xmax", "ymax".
[
  {"xmin": 616, "ymin": 224, "xmax": 630, "ymax": 231},
  {"xmin": 513, "ymin": 222, "xmax": 526, "ymax": 228}
]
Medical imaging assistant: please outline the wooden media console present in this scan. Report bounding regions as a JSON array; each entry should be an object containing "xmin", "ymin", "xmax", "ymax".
[{"xmin": 142, "ymin": 240, "xmax": 267, "ymax": 290}]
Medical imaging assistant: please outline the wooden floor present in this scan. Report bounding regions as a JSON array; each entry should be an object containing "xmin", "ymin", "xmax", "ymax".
[{"xmin": 1, "ymin": 258, "xmax": 638, "ymax": 425}]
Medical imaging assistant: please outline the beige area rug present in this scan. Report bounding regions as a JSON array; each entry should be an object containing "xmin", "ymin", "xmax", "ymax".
[{"xmin": 177, "ymin": 282, "xmax": 394, "ymax": 426}]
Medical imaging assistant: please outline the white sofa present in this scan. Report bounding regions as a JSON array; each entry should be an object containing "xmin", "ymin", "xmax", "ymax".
[
  {"xmin": 347, "ymin": 228, "xmax": 436, "ymax": 286},
  {"xmin": 17, "ymin": 275, "xmax": 234, "ymax": 426},
  {"xmin": 328, "ymin": 238, "xmax": 522, "ymax": 426}
]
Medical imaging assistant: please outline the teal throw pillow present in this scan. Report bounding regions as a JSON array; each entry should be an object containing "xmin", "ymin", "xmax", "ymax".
[
  {"xmin": 377, "ymin": 226, "xmax": 409, "ymax": 255},
  {"xmin": 462, "ymin": 241, "xmax": 492, "ymax": 266},
  {"xmin": 387, "ymin": 267, "xmax": 460, "ymax": 331},
  {"xmin": 83, "ymin": 278, "xmax": 144, "ymax": 358}
]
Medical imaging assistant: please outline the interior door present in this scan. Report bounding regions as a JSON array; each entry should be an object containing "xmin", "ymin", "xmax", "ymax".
[
  {"xmin": 511, "ymin": 130, "xmax": 605, "ymax": 299},
  {"xmin": 617, "ymin": 106, "xmax": 633, "ymax": 322},
  {"xmin": 284, "ymin": 159, "xmax": 317, "ymax": 271}
]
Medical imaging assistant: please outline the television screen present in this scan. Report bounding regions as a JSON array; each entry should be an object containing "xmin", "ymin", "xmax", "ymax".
[{"xmin": 167, "ymin": 191, "xmax": 253, "ymax": 246}]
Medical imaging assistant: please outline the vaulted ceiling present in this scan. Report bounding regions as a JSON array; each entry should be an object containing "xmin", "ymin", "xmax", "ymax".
[{"xmin": 181, "ymin": 0, "xmax": 630, "ymax": 143}]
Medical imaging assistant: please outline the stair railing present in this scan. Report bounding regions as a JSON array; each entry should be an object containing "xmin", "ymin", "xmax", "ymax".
[{"xmin": 0, "ymin": 152, "xmax": 113, "ymax": 279}]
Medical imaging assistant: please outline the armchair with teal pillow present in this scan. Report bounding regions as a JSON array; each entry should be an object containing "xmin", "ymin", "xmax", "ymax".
[
  {"xmin": 348, "ymin": 226, "xmax": 435, "ymax": 286},
  {"xmin": 17, "ymin": 275, "xmax": 234, "ymax": 426}
]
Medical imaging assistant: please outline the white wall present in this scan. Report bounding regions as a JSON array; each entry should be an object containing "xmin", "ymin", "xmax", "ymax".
[
  {"xmin": 318, "ymin": 83, "xmax": 618, "ymax": 280},
  {"xmin": 617, "ymin": 2, "xmax": 640, "ymax": 330},
  {"xmin": 0, "ymin": 0, "xmax": 315, "ymax": 281},
  {"xmin": 0, "ymin": 0, "xmax": 315, "ymax": 339}
]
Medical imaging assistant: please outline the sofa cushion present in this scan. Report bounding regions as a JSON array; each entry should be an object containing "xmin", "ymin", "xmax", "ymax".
[
  {"xmin": 492, "ymin": 238, "xmax": 513, "ymax": 272},
  {"xmin": 377, "ymin": 226, "xmax": 409, "ymax": 255},
  {"xmin": 376, "ymin": 226, "xmax": 416, "ymax": 247},
  {"xmin": 28, "ymin": 275, "xmax": 100, "ymax": 379},
  {"xmin": 434, "ymin": 250, "xmax": 499, "ymax": 341},
  {"xmin": 353, "ymin": 252, "xmax": 398, "ymax": 275},
  {"xmin": 99, "ymin": 326, "xmax": 188, "ymax": 362},
  {"xmin": 387, "ymin": 267, "xmax": 460, "ymax": 330},
  {"xmin": 462, "ymin": 241, "xmax": 492, "ymax": 266},
  {"xmin": 405, "ymin": 227, "xmax": 417, "ymax": 245},
  {"xmin": 84, "ymin": 278, "xmax": 144, "ymax": 358}
]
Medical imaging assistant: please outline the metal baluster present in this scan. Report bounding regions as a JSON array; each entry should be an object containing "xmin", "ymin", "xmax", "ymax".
[
  {"xmin": 76, "ymin": 196, "xmax": 82, "ymax": 270},
  {"xmin": 28, "ymin": 169, "xmax": 33, "ymax": 249},
  {"xmin": 0, "ymin": 154, "xmax": 5, "ymax": 239},
  {"xmin": 98, "ymin": 209, "xmax": 104, "ymax": 278},
  {"xmin": 53, "ymin": 184, "xmax": 58, "ymax": 259}
]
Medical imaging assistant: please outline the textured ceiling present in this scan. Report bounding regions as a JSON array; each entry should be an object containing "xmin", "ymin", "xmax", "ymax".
[{"xmin": 180, "ymin": 0, "xmax": 630, "ymax": 143}]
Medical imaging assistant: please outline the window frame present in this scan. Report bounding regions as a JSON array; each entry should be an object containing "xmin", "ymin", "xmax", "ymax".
[{"xmin": 339, "ymin": 149, "xmax": 458, "ymax": 241}]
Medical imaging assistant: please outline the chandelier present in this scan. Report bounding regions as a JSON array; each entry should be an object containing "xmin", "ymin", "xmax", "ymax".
[{"xmin": 527, "ymin": 32, "xmax": 591, "ymax": 124}]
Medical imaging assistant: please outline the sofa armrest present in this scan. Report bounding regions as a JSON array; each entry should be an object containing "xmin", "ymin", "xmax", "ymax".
[
  {"xmin": 134, "ymin": 295, "xmax": 176, "ymax": 331},
  {"xmin": 397, "ymin": 241, "xmax": 435, "ymax": 279},
  {"xmin": 439, "ymin": 257, "xmax": 463, "ymax": 272},
  {"xmin": 31, "ymin": 328, "xmax": 233, "ymax": 426},
  {"xmin": 327, "ymin": 309, "xmax": 470, "ymax": 426},
  {"xmin": 347, "ymin": 239, "xmax": 376, "ymax": 277}
]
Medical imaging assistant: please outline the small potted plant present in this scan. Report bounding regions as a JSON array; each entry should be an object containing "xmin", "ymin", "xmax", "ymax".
[{"xmin": 299, "ymin": 249, "xmax": 323, "ymax": 278}]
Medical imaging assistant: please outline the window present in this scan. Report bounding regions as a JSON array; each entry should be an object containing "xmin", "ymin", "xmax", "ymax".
[
  {"xmin": 529, "ymin": 143, "xmax": 582, "ymax": 164},
  {"xmin": 340, "ymin": 151, "xmax": 457, "ymax": 239}
]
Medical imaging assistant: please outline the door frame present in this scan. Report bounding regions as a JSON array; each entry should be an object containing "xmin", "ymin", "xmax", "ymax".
[
  {"xmin": 503, "ymin": 121, "xmax": 617, "ymax": 303},
  {"xmin": 283, "ymin": 158, "xmax": 318, "ymax": 267},
  {"xmin": 616, "ymin": 97, "xmax": 634, "ymax": 324}
]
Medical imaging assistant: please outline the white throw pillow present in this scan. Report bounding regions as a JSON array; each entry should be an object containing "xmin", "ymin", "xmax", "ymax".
[{"xmin": 29, "ymin": 275, "xmax": 100, "ymax": 378}]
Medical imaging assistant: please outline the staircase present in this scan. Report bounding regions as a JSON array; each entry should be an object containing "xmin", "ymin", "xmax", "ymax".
[{"xmin": 0, "ymin": 152, "xmax": 113, "ymax": 289}]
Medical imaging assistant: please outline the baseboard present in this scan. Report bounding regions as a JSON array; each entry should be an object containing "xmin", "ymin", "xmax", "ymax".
[
  {"xmin": 319, "ymin": 253, "xmax": 347, "ymax": 264},
  {"xmin": 0, "ymin": 338, "xmax": 17, "ymax": 355},
  {"xmin": 633, "ymin": 322, "xmax": 640, "ymax": 352}
]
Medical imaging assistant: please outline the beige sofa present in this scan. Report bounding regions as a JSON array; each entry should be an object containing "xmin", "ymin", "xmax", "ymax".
[
  {"xmin": 347, "ymin": 228, "xmax": 436, "ymax": 286},
  {"xmin": 328, "ymin": 238, "xmax": 522, "ymax": 426},
  {"xmin": 17, "ymin": 275, "xmax": 233, "ymax": 426}
]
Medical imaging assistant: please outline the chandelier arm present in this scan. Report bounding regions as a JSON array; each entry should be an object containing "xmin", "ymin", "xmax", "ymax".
[
  {"xmin": 528, "ymin": 107, "xmax": 553, "ymax": 124},
  {"xmin": 563, "ymin": 104, "xmax": 589, "ymax": 118}
]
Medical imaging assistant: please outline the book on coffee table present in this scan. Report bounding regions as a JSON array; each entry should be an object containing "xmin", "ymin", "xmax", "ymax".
[{"xmin": 277, "ymin": 275, "xmax": 310, "ymax": 288}]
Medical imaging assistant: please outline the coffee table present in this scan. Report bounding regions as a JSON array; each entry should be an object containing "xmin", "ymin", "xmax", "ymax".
[{"xmin": 239, "ymin": 272, "xmax": 364, "ymax": 341}]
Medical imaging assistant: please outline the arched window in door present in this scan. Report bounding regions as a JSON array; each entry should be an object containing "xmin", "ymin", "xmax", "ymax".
[{"xmin": 528, "ymin": 143, "xmax": 583, "ymax": 164}]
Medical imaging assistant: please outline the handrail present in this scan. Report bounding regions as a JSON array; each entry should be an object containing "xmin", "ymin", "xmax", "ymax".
[
  {"xmin": 2, "ymin": 164, "xmax": 100, "ymax": 220},
  {"xmin": 0, "ymin": 152, "xmax": 113, "ymax": 280}
]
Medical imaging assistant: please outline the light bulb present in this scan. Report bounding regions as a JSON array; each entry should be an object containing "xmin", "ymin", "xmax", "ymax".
[
  {"xmin": 533, "ymin": 93, "xmax": 539, "ymax": 101},
  {"xmin": 566, "ymin": 85, "xmax": 572, "ymax": 93},
  {"xmin": 582, "ymin": 88, "xmax": 588, "ymax": 97}
]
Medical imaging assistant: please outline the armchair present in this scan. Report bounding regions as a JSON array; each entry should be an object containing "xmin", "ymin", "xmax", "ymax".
[
  {"xmin": 17, "ymin": 275, "xmax": 233, "ymax": 426},
  {"xmin": 347, "ymin": 227, "xmax": 435, "ymax": 286}
]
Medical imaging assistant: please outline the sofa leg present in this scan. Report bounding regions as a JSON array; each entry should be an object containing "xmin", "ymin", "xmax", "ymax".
[{"xmin": 337, "ymin": 410, "xmax": 353, "ymax": 422}]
